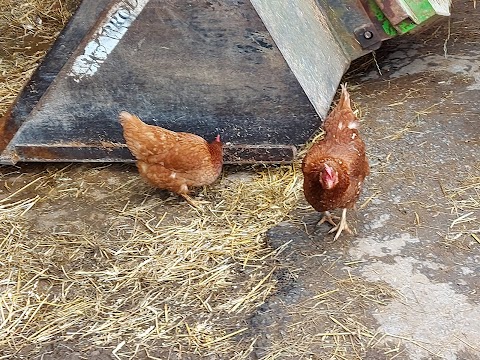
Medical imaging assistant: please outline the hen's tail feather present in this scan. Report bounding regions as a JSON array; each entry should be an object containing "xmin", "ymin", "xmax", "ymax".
[
  {"xmin": 119, "ymin": 111, "xmax": 143, "ymax": 127},
  {"xmin": 323, "ymin": 83, "xmax": 360, "ymax": 139},
  {"xmin": 338, "ymin": 83, "xmax": 351, "ymax": 111},
  {"xmin": 119, "ymin": 111, "xmax": 153, "ymax": 160}
]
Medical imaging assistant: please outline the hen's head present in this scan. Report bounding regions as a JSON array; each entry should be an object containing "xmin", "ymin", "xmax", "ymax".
[
  {"xmin": 210, "ymin": 134, "xmax": 223, "ymax": 148},
  {"xmin": 319, "ymin": 163, "xmax": 338, "ymax": 190},
  {"xmin": 208, "ymin": 134, "xmax": 224, "ymax": 169}
]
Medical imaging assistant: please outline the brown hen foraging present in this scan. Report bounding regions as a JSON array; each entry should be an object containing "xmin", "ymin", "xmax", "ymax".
[
  {"xmin": 119, "ymin": 111, "xmax": 223, "ymax": 206},
  {"xmin": 302, "ymin": 84, "xmax": 369, "ymax": 240}
]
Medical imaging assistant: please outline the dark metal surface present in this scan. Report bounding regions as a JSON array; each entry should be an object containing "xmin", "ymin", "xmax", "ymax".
[
  {"xmin": 354, "ymin": 23, "xmax": 383, "ymax": 49},
  {"xmin": 315, "ymin": 0, "xmax": 384, "ymax": 55},
  {"xmin": 0, "ymin": 0, "xmax": 320, "ymax": 164},
  {"xmin": 1, "ymin": 0, "xmax": 449, "ymax": 164},
  {"xmin": 249, "ymin": 0, "xmax": 350, "ymax": 118},
  {"xmin": 248, "ymin": 0, "xmax": 391, "ymax": 115},
  {"xmin": 12, "ymin": 143, "xmax": 296, "ymax": 165},
  {"xmin": 0, "ymin": 0, "xmax": 113, "ymax": 152}
]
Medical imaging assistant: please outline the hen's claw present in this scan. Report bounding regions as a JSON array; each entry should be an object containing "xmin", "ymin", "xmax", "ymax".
[
  {"xmin": 327, "ymin": 208, "xmax": 353, "ymax": 240},
  {"xmin": 181, "ymin": 194, "xmax": 209, "ymax": 209},
  {"xmin": 315, "ymin": 211, "xmax": 340, "ymax": 228}
]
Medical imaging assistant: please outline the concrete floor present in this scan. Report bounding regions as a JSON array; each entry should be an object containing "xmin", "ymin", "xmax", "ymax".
[{"xmin": 251, "ymin": 2, "xmax": 479, "ymax": 359}]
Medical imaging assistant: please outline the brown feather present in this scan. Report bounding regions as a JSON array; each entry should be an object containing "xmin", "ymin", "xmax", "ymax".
[
  {"xmin": 302, "ymin": 84, "xmax": 369, "ymax": 213},
  {"xmin": 119, "ymin": 111, "xmax": 223, "ymax": 195}
]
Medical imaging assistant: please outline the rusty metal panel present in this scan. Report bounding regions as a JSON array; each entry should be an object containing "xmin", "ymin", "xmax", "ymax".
[
  {"xmin": 12, "ymin": 143, "xmax": 297, "ymax": 165},
  {"xmin": 0, "ymin": 0, "xmax": 321, "ymax": 164},
  {"xmin": 375, "ymin": 0, "xmax": 410, "ymax": 25}
]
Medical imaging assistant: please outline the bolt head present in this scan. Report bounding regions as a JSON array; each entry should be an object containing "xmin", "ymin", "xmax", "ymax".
[{"xmin": 363, "ymin": 31, "xmax": 373, "ymax": 39}]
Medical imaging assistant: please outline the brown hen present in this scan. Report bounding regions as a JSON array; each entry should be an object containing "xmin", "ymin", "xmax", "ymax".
[
  {"xmin": 119, "ymin": 111, "xmax": 223, "ymax": 206},
  {"xmin": 302, "ymin": 84, "xmax": 369, "ymax": 240}
]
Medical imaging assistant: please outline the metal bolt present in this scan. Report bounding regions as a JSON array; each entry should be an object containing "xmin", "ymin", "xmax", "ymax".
[{"xmin": 363, "ymin": 31, "xmax": 373, "ymax": 39}]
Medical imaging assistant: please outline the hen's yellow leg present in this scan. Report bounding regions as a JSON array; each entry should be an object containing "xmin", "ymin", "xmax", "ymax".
[
  {"xmin": 328, "ymin": 208, "xmax": 353, "ymax": 240},
  {"xmin": 316, "ymin": 211, "xmax": 340, "ymax": 228},
  {"xmin": 181, "ymin": 193, "xmax": 209, "ymax": 209}
]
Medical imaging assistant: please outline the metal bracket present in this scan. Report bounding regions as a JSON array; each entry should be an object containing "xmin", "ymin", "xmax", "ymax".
[{"xmin": 354, "ymin": 24, "xmax": 382, "ymax": 50}]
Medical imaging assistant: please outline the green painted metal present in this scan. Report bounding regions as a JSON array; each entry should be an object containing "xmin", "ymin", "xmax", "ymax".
[
  {"xmin": 397, "ymin": 19, "xmax": 417, "ymax": 33},
  {"xmin": 368, "ymin": 0, "xmax": 442, "ymax": 36},
  {"xmin": 401, "ymin": 0, "xmax": 436, "ymax": 24},
  {"xmin": 368, "ymin": 0, "xmax": 399, "ymax": 36}
]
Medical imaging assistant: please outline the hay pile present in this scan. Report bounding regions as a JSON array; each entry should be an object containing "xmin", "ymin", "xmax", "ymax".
[
  {"xmin": 443, "ymin": 167, "xmax": 480, "ymax": 247},
  {"xmin": 0, "ymin": 0, "xmax": 78, "ymax": 116},
  {"xmin": 0, "ymin": 164, "xmax": 303, "ymax": 358}
]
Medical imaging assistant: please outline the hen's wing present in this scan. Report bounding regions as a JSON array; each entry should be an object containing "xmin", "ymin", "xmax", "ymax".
[{"xmin": 119, "ymin": 111, "xmax": 213, "ymax": 172}]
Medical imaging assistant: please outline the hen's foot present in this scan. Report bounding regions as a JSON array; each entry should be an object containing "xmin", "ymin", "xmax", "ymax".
[
  {"xmin": 181, "ymin": 194, "xmax": 209, "ymax": 209},
  {"xmin": 315, "ymin": 211, "xmax": 340, "ymax": 228},
  {"xmin": 327, "ymin": 208, "xmax": 353, "ymax": 240}
]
